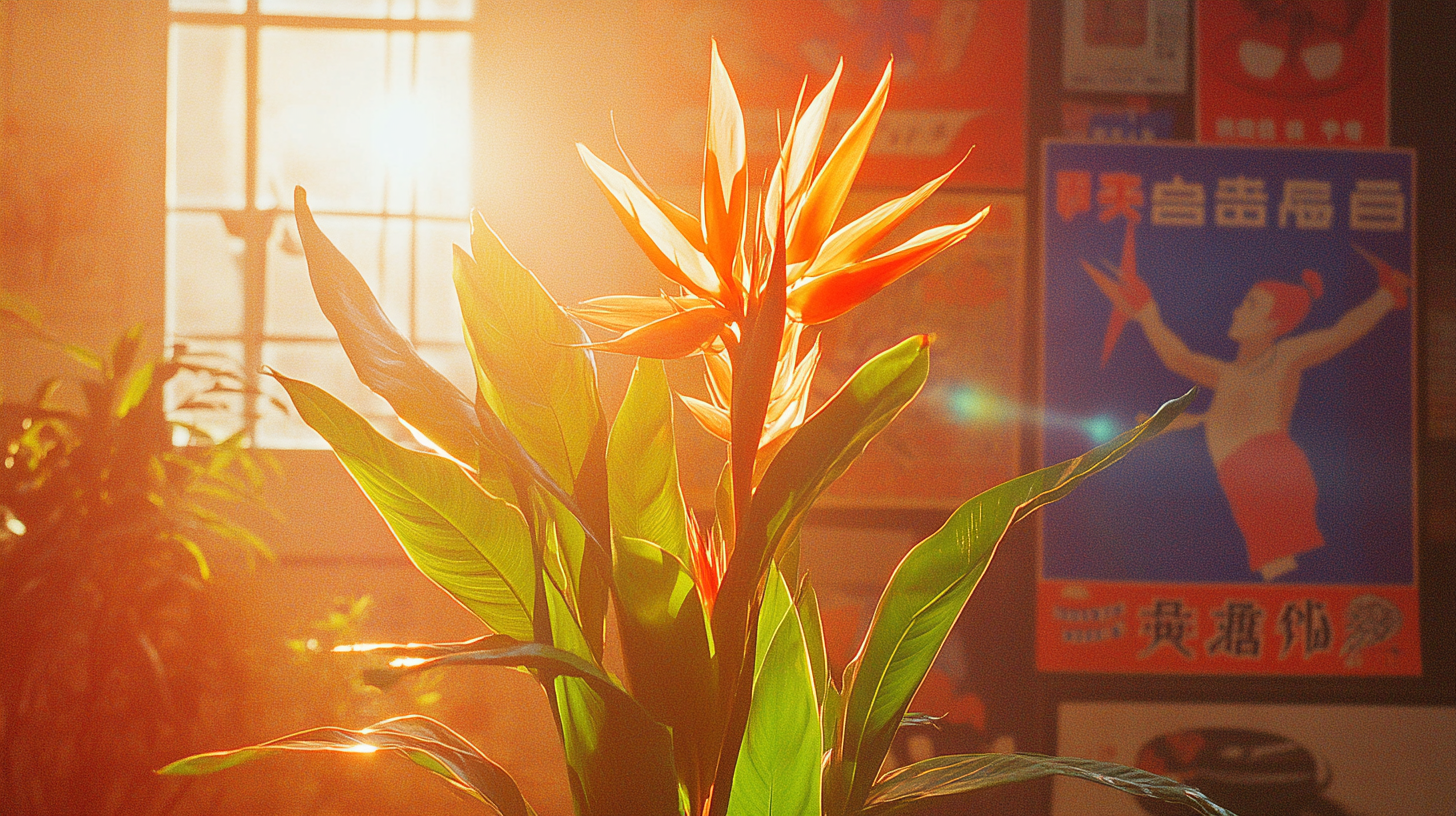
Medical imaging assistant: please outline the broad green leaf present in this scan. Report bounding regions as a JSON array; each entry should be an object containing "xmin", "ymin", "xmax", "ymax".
[
  {"xmin": 607, "ymin": 359, "xmax": 692, "ymax": 565},
  {"xmin": 743, "ymin": 335, "xmax": 928, "ymax": 581},
  {"xmin": 469, "ymin": 396, "xmax": 608, "ymax": 660},
  {"xmin": 714, "ymin": 335, "xmax": 929, "ymax": 709},
  {"xmin": 727, "ymin": 565, "xmax": 821, "ymax": 816},
  {"xmin": 159, "ymin": 715, "xmax": 535, "ymax": 816},
  {"xmin": 275, "ymin": 373, "xmax": 535, "ymax": 640},
  {"xmin": 293, "ymin": 187, "xmax": 481, "ymax": 464},
  {"xmin": 825, "ymin": 391, "xmax": 1195, "ymax": 816},
  {"xmin": 569, "ymin": 419, "xmax": 613, "ymax": 659},
  {"xmin": 711, "ymin": 335, "xmax": 928, "ymax": 816},
  {"xmin": 796, "ymin": 578, "xmax": 828, "ymax": 702},
  {"xmin": 860, "ymin": 753, "xmax": 1235, "ymax": 816},
  {"xmin": 544, "ymin": 575, "xmax": 680, "ymax": 816},
  {"xmin": 456, "ymin": 215, "xmax": 600, "ymax": 493},
  {"xmin": 370, "ymin": 622, "xmax": 679, "ymax": 816},
  {"xmin": 612, "ymin": 536, "xmax": 718, "ymax": 811}
]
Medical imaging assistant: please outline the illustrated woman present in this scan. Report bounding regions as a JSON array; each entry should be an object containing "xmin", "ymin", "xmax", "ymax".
[{"xmin": 1087, "ymin": 229, "xmax": 1410, "ymax": 580}]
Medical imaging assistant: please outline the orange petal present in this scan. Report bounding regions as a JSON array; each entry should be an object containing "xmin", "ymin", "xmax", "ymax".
[
  {"xmin": 680, "ymin": 393, "xmax": 731, "ymax": 441},
  {"xmin": 612, "ymin": 114, "xmax": 706, "ymax": 254},
  {"xmin": 566, "ymin": 294, "xmax": 711, "ymax": 332},
  {"xmin": 798, "ymin": 156, "xmax": 965, "ymax": 283},
  {"xmin": 704, "ymin": 347, "xmax": 733, "ymax": 407},
  {"xmin": 578, "ymin": 305, "xmax": 729, "ymax": 359},
  {"xmin": 765, "ymin": 339, "xmax": 818, "ymax": 429},
  {"xmin": 787, "ymin": 206, "xmax": 988, "ymax": 325},
  {"xmin": 578, "ymin": 143, "xmax": 721, "ymax": 300},
  {"xmin": 702, "ymin": 41, "xmax": 747, "ymax": 295},
  {"xmin": 784, "ymin": 60, "xmax": 842, "ymax": 213},
  {"xmin": 765, "ymin": 63, "xmax": 842, "ymax": 241},
  {"xmin": 786, "ymin": 59, "xmax": 892, "ymax": 266}
]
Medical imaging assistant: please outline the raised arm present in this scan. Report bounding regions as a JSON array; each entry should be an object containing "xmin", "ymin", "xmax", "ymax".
[
  {"xmin": 1284, "ymin": 247, "xmax": 1411, "ymax": 371},
  {"xmin": 1284, "ymin": 287, "xmax": 1396, "ymax": 371},
  {"xmin": 1133, "ymin": 302, "xmax": 1223, "ymax": 387},
  {"xmin": 1082, "ymin": 258, "xmax": 1222, "ymax": 386}
]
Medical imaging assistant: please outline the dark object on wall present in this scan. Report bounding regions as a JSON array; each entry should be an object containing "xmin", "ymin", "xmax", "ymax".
[{"xmin": 1134, "ymin": 728, "xmax": 1348, "ymax": 816}]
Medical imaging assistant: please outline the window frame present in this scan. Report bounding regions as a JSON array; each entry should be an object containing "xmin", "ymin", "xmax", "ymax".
[{"xmin": 166, "ymin": 0, "xmax": 476, "ymax": 444}]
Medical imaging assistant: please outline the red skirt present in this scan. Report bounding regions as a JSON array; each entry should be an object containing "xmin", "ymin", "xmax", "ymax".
[{"xmin": 1215, "ymin": 431, "xmax": 1326, "ymax": 573}]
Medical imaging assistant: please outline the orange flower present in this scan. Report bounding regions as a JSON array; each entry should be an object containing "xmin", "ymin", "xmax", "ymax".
[
  {"xmin": 686, "ymin": 513, "xmax": 725, "ymax": 614},
  {"xmin": 571, "ymin": 41, "xmax": 986, "ymax": 468}
]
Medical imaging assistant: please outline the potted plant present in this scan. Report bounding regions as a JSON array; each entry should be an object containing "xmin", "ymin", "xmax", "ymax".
[
  {"xmin": 0, "ymin": 298, "xmax": 274, "ymax": 815},
  {"xmin": 161, "ymin": 45, "xmax": 1223, "ymax": 816}
]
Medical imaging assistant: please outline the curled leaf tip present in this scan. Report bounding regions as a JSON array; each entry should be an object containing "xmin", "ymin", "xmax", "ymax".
[{"xmin": 919, "ymin": 333, "xmax": 934, "ymax": 348}]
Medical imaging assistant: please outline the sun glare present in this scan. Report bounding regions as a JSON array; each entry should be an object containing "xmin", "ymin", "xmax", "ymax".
[{"xmin": 373, "ymin": 93, "xmax": 428, "ymax": 177}]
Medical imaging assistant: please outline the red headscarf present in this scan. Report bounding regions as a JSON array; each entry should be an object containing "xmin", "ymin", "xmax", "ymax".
[{"xmin": 1254, "ymin": 269, "xmax": 1323, "ymax": 337}]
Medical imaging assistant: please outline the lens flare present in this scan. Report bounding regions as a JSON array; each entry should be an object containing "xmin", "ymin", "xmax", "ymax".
[{"xmin": 937, "ymin": 381, "xmax": 1129, "ymax": 443}]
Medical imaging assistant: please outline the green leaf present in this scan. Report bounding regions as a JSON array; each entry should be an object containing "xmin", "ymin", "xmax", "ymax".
[
  {"xmin": 115, "ymin": 359, "xmax": 156, "ymax": 419},
  {"xmin": 748, "ymin": 334, "xmax": 928, "ymax": 576},
  {"xmin": 173, "ymin": 534, "xmax": 211, "ymax": 581},
  {"xmin": 275, "ymin": 372, "xmax": 536, "ymax": 640},
  {"xmin": 159, "ymin": 715, "xmax": 535, "ymax": 816},
  {"xmin": 293, "ymin": 188, "xmax": 481, "ymax": 463},
  {"xmin": 709, "ymin": 336, "xmax": 929, "ymax": 816},
  {"xmin": 825, "ymin": 391, "xmax": 1195, "ymax": 816},
  {"xmin": 607, "ymin": 359, "xmax": 692, "ymax": 565},
  {"xmin": 796, "ymin": 578, "xmax": 828, "ymax": 703},
  {"xmin": 726, "ymin": 565, "xmax": 821, "ymax": 816},
  {"xmin": 612, "ymin": 535, "xmax": 718, "ymax": 811},
  {"xmin": 456, "ymin": 214, "xmax": 601, "ymax": 493},
  {"xmin": 368, "ymin": 630, "xmax": 680, "ymax": 816},
  {"xmin": 718, "ymin": 336, "xmax": 929, "ymax": 649},
  {"xmin": 860, "ymin": 753, "xmax": 1235, "ymax": 816},
  {"xmin": 820, "ymin": 680, "xmax": 842, "ymax": 760},
  {"xmin": 713, "ymin": 336, "xmax": 929, "ymax": 751}
]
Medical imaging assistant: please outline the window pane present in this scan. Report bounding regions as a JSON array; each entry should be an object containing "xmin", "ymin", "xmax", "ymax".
[
  {"xmin": 168, "ymin": 212, "xmax": 244, "ymax": 336},
  {"xmin": 257, "ymin": 341, "xmax": 401, "ymax": 448},
  {"xmin": 259, "ymin": 0, "xmax": 392, "ymax": 18},
  {"xmin": 266, "ymin": 213, "xmax": 397, "ymax": 338},
  {"xmin": 257, "ymin": 28, "xmax": 388, "ymax": 212},
  {"xmin": 417, "ymin": 0, "xmax": 472, "ymax": 21},
  {"xmin": 412, "ymin": 32, "xmax": 472, "ymax": 217},
  {"xmin": 258, "ymin": 0, "xmax": 471, "ymax": 20},
  {"xmin": 170, "ymin": 0, "xmax": 245, "ymax": 13},
  {"xmin": 256, "ymin": 28, "xmax": 471, "ymax": 216},
  {"xmin": 414, "ymin": 218, "xmax": 469, "ymax": 343},
  {"xmin": 167, "ymin": 338, "xmax": 246, "ymax": 444},
  {"xmin": 168, "ymin": 24, "xmax": 245, "ymax": 209}
]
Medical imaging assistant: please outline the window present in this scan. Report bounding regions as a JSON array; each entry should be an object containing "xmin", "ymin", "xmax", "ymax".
[{"xmin": 167, "ymin": 0, "xmax": 475, "ymax": 447}]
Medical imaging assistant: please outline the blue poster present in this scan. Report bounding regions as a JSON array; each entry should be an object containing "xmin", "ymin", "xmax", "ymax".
[{"xmin": 1038, "ymin": 141, "xmax": 1417, "ymax": 675}]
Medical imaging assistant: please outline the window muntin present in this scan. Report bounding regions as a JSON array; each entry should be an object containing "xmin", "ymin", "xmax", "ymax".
[{"xmin": 166, "ymin": 1, "xmax": 474, "ymax": 447}]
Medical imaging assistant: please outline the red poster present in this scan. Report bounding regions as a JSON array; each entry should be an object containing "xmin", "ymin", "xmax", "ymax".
[
  {"xmin": 633, "ymin": 1, "xmax": 1028, "ymax": 188},
  {"xmin": 1197, "ymin": 0, "xmax": 1389, "ymax": 147}
]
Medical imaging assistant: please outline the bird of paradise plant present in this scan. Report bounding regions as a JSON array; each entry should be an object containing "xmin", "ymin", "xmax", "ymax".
[{"xmin": 161, "ymin": 44, "xmax": 1224, "ymax": 816}]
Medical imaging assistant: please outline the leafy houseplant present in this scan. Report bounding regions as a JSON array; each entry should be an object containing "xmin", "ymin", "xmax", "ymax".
[
  {"xmin": 162, "ymin": 46, "xmax": 1224, "ymax": 816},
  {"xmin": 0, "ymin": 299, "xmax": 274, "ymax": 815}
]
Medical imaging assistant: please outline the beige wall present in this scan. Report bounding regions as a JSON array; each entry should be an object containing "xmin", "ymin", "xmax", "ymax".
[{"xmin": 1, "ymin": 0, "xmax": 167, "ymax": 398}]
